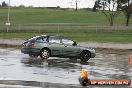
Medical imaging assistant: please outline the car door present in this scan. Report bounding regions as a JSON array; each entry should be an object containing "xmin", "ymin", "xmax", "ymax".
[
  {"xmin": 61, "ymin": 37, "xmax": 80, "ymax": 56},
  {"xmin": 48, "ymin": 36, "xmax": 63, "ymax": 56}
]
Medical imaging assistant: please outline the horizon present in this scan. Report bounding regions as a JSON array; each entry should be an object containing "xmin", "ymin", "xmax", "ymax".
[{"xmin": 0, "ymin": 0, "xmax": 95, "ymax": 8}]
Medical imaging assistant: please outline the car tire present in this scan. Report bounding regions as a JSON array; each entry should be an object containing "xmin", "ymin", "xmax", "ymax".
[
  {"xmin": 29, "ymin": 54, "xmax": 38, "ymax": 57},
  {"xmin": 80, "ymin": 51, "xmax": 91, "ymax": 62},
  {"xmin": 40, "ymin": 49, "xmax": 50, "ymax": 59}
]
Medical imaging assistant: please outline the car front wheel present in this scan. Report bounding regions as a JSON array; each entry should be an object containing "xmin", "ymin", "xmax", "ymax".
[
  {"xmin": 80, "ymin": 51, "xmax": 91, "ymax": 62},
  {"xmin": 40, "ymin": 49, "xmax": 50, "ymax": 59}
]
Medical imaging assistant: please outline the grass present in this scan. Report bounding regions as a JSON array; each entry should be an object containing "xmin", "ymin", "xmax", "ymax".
[
  {"xmin": 0, "ymin": 29, "xmax": 132, "ymax": 43},
  {"xmin": 0, "ymin": 7, "xmax": 132, "ymax": 43},
  {"xmin": 0, "ymin": 7, "xmax": 131, "ymax": 25}
]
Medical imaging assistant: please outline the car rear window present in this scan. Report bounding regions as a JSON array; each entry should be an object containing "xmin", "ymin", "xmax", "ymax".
[
  {"xmin": 36, "ymin": 36, "xmax": 48, "ymax": 42},
  {"xmin": 26, "ymin": 36, "xmax": 40, "ymax": 41}
]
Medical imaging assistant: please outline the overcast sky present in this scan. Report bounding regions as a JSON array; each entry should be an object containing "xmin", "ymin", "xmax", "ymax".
[{"xmin": 0, "ymin": 0, "xmax": 95, "ymax": 8}]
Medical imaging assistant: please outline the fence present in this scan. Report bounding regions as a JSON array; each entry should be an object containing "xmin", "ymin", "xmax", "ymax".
[{"xmin": 0, "ymin": 23, "xmax": 132, "ymax": 33}]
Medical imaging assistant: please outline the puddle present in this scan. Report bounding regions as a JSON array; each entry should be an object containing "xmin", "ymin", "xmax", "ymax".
[{"xmin": 0, "ymin": 48, "xmax": 131, "ymax": 88}]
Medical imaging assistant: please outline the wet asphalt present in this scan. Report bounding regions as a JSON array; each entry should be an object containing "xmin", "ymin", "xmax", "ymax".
[{"xmin": 0, "ymin": 48, "xmax": 132, "ymax": 88}]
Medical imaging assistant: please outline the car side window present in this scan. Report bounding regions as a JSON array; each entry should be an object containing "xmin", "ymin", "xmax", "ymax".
[
  {"xmin": 62, "ymin": 38, "xmax": 74, "ymax": 45},
  {"xmin": 36, "ymin": 36, "xmax": 47, "ymax": 42},
  {"xmin": 49, "ymin": 36, "xmax": 61, "ymax": 44}
]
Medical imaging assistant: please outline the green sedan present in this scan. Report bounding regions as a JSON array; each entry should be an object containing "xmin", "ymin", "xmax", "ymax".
[{"xmin": 21, "ymin": 35, "xmax": 96, "ymax": 62}]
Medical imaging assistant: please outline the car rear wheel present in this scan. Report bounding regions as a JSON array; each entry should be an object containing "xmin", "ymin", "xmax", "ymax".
[
  {"xmin": 80, "ymin": 51, "xmax": 91, "ymax": 62},
  {"xmin": 40, "ymin": 49, "xmax": 50, "ymax": 59}
]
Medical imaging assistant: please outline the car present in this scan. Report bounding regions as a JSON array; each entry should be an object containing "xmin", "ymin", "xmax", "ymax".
[{"xmin": 21, "ymin": 35, "xmax": 96, "ymax": 62}]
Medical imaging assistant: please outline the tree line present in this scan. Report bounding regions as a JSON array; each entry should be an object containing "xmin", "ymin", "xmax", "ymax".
[{"xmin": 93, "ymin": 0, "xmax": 132, "ymax": 26}]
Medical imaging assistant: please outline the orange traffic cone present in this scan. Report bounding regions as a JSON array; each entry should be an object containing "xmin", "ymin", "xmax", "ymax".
[{"xmin": 85, "ymin": 71, "xmax": 88, "ymax": 78}]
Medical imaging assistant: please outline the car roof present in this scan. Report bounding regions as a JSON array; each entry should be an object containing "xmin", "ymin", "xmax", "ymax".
[
  {"xmin": 27, "ymin": 34, "xmax": 69, "ymax": 41},
  {"xmin": 41, "ymin": 35, "xmax": 69, "ymax": 38}
]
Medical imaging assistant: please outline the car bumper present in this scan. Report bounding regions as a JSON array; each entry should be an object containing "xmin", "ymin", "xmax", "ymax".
[{"xmin": 21, "ymin": 47, "xmax": 40, "ymax": 55}]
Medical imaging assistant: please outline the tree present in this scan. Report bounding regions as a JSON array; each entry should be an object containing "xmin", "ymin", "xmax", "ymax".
[
  {"xmin": 19, "ymin": 4, "xmax": 25, "ymax": 8},
  {"xmin": 93, "ymin": 0, "xmax": 102, "ymax": 12},
  {"xmin": 100, "ymin": 0, "xmax": 120, "ymax": 26},
  {"xmin": 93, "ymin": 1, "xmax": 98, "ymax": 12},
  {"xmin": 2, "ymin": 1, "xmax": 7, "ymax": 7},
  {"xmin": 119, "ymin": 0, "xmax": 132, "ymax": 26}
]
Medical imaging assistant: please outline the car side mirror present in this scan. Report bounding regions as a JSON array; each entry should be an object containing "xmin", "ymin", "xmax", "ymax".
[{"xmin": 73, "ymin": 41, "xmax": 77, "ymax": 46}]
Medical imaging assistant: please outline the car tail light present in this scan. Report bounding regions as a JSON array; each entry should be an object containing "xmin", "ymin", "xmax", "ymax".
[{"xmin": 29, "ymin": 41, "xmax": 36, "ymax": 46}]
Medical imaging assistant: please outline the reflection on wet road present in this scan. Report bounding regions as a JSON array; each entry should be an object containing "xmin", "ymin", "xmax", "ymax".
[{"xmin": 0, "ymin": 48, "xmax": 131, "ymax": 88}]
